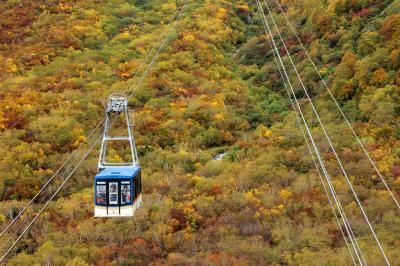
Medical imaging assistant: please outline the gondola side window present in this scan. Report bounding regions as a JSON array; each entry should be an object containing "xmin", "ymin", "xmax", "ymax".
[
  {"xmin": 121, "ymin": 182, "xmax": 131, "ymax": 205},
  {"xmin": 96, "ymin": 183, "xmax": 107, "ymax": 205}
]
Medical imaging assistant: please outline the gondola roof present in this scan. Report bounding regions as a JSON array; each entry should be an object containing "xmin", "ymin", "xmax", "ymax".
[{"xmin": 95, "ymin": 166, "xmax": 141, "ymax": 180}]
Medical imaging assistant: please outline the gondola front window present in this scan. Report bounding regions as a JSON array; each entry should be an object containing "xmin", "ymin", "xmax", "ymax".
[
  {"xmin": 109, "ymin": 182, "xmax": 118, "ymax": 205},
  {"xmin": 96, "ymin": 183, "xmax": 106, "ymax": 205},
  {"xmin": 121, "ymin": 181, "xmax": 131, "ymax": 204}
]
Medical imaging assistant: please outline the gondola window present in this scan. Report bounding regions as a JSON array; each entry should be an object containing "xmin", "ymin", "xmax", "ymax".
[
  {"xmin": 96, "ymin": 183, "xmax": 106, "ymax": 205},
  {"xmin": 109, "ymin": 182, "xmax": 118, "ymax": 205},
  {"xmin": 121, "ymin": 182, "xmax": 131, "ymax": 204}
]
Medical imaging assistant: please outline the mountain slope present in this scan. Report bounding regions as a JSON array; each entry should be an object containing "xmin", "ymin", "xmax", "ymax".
[{"xmin": 0, "ymin": 0, "xmax": 399, "ymax": 265}]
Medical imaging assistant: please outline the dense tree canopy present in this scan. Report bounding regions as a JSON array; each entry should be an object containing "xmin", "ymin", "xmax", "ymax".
[{"xmin": 0, "ymin": 0, "xmax": 399, "ymax": 265}]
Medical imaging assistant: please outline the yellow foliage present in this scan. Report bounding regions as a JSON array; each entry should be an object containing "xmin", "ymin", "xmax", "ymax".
[
  {"xmin": 183, "ymin": 33, "xmax": 196, "ymax": 42},
  {"xmin": 164, "ymin": 119, "xmax": 178, "ymax": 127},
  {"xmin": 128, "ymin": 24, "xmax": 140, "ymax": 34},
  {"xmin": 319, "ymin": 67, "xmax": 329, "ymax": 76},
  {"xmin": 214, "ymin": 113, "xmax": 224, "ymax": 120},
  {"xmin": 245, "ymin": 191, "xmax": 261, "ymax": 205},
  {"xmin": 72, "ymin": 135, "xmax": 87, "ymax": 148},
  {"xmin": 185, "ymin": 119, "xmax": 194, "ymax": 126},
  {"xmin": 191, "ymin": 175, "xmax": 204, "ymax": 184},
  {"xmin": 256, "ymin": 124, "xmax": 272, "ymax": 138},
  {"xmin": 216, "ymin": 8, "xmax": 227, "ymax": 20},
  {"xmin": 371, "ymin": 148, "xmax": 387, "ymax": 159},
  {"xmin": 38, "ymin": 148, "xmax": 45, "ymax": 157},
  {"xmin": 395, "ymin": 177, "xmax": 400, "ymax": 186},
  {"xmin": 73, "ymin": 25, "xmax": 87, "ymax": 33},
  {"xmin": 162, "ymin": 2, "xmax": 176, "ymax": 11},
  {"xmin": 236, "ymin": 4, "xmax": 250, "ymax": 12},
  {"xmin": 72, "ymin": 127, "xmax": 84, "ymax": 136},
  {"xmin": 167, "ymin": 218, "xmax": 180, "ymax": 228},
  {"xmin": 170, "ymin": 101, "xmax": 187, "ymax": 109},
  {"xmin": 0, "ymin": 214, "xmax": 5, "ymax": 223},
  {"xmin": 377, "ymin": 155, "xmax": 396, "ymax": 174},
  {"xmin": 58, "ymin": 3, "xmax": 71, "ymax": 11},
  {"xmin": 82, "ymin": 8, "xmax": 98, "ymax": 17},
  {"xmin": 210, "ymin": 99, "xmax": 224, "ymax": 107},
  {"xmin": 346, "ymin": 201, "xmax": 357, "ymax": 210},
  {"xmin": 269, "ymin": 208, "xmax": 281, "ymax": 216},
  {"xmin": 0, "ymin": 111, "xmax": 7, "ymax": 129},
  {"xmin": 259, "ymin": 207, "xmax": 269, "ymax": 216},
  {"xmin": 252, "ymin": 188, "xmax": 260, "ymax": 196},
  {"xmin": 279, "ymin": 189, "xmax": 293, "ymax": 200},
  {"xmin": 110, "ymin": 154, "xmax": 123, "ymax": 162},
  {"xmin": 5, "ymin": 59, "xmax": 17, "ymax": 73}
]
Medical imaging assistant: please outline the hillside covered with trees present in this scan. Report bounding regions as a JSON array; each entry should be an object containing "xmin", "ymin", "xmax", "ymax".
[{"xmin": 0, "ymin": 0, "xmax": 400, "ymax": 265}]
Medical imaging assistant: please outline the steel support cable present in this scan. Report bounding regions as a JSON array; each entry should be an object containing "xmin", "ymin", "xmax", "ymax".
[
  {"xmin": 120, "ymin": 3, "xmax": 183, "ymax": 95},
  {"xmin": 271, "ymin": 0, "xmax": 400, "ymax": 211},
  {"xmin": 0, "ymin": 1, "xmax": 191, "ymax": 262},
  {"xmin": 262, "ymin": 16, "xmax": 364, "ymax": 266},
  {"xmin": 298, "ymin": 121, "xmax": 359, "ymax": 266},
  {"xmin": 292, "ymin": 99, "xmax": 360, "ymax": 266},
  {"xmin": 3, "ymin": 126, "xmax": 104, "ymax": 232},
  {"xmin": 0, "ymin": 143, "xmax": 98, "ymax": 253},
  {"xmin": 1, "ymin": 106, "xmax": 132, "ymax": 261},
  {"xmin": 255, "ymin": 1, "xmax": 364, "ymax": 264},
  {"xmin": 0, "ymin": 0, "xmax": 188, "ymax": 241},
  {"xmin": 262, "ymin": 0, "xmax": 390, "ymax": 264},
  {"xmin": 0, "ymin": 129, "xmax": 105, "ymax": 263},
  {"xmin": 255, "ymin": 2, "xmax": 358, "ymax": 264},
  {"xmin": 257, "ymin": 0, "xmax": 364, "ymax": 262},
  {"xmin": 126, "ymin": 0, "xmax": 189, "ymax": 99},
  {"xmin": 2, "ymin": 101, "xmax": 128, "ymax": 257},
  {"xmin": 0, "ymin": 118, "xmax": 104, "ymax": 239},
  {"xmin": 0, "ymin": 132, "xmax": 103, "ymax": 253}
]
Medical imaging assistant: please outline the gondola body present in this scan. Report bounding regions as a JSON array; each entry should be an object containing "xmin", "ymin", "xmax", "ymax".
[
  {"xmin": 94, "ymin": 166, "xmax": 142, "ymax": 217},
  {"xmin": 94, "ymin": 94, "xmax": 141, "ymax": 217}
]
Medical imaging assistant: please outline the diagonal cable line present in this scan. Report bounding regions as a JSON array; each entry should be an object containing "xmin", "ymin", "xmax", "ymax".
[
  {"xmin": 121, "ymin": 4, "xmax": 183, "ymax": 96},
  {"xmin": 255, "ymin": 2, "xmax": 360, "ymax": 264},
  {"xmin": 262, "ymin": 0, "xmax": 390, "ymax": 264},
  {"xmin": 0, "ymin": 0, "xmax": 191, "ymax": 262},
  {"xmin": 271, "ymin": 0, "xmax": 400, "ymax": 211},
  {"xmin": 0, "ymin": 118, "xmax": 104, "ymax": 239},
  {"xmin": 0, "ymin": 0, "xmax": 189, "ymax": 241},
  {"xmin": 256, "ymin": 1, "xmax": 365, "ymax": 264},
  {"xmin": 0, "ymin": 135, "xmax": 102, "ymax": 253},
  {"xmin": 0, "ymin": 0, "xmax": 191, "ymax": 241}
]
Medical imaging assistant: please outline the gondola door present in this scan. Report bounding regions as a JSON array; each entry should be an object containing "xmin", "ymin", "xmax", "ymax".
[{"xmin": 108, "ymin": 182, "xmax": 119, "ymax": 205}]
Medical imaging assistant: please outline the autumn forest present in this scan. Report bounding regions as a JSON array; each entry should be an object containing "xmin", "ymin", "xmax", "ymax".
[{"xmin": 0, "ymin": 0, "xmax": 400, "ymax": 265}]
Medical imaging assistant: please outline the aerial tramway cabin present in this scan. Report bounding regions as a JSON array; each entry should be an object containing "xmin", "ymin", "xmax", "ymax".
[{"xmin": 94, "ymin": 94, "xmax": 142, "ymax": 217}]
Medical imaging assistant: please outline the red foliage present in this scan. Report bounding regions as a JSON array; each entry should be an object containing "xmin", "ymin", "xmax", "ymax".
[
  {"xmin": 4, "ymin": 112, "xmax": 29, "ymax": 129},
  {"xmin": 237, "ymin": 140, "xmax": 251, "ymax": 149},
  {"xmin": 353, "ymin": 8, "xmax": 370, "ymax": 18},
  {"xmin": 0, "ymin": 2, "xmax": 41, "ymax": 44},
  {"xmin": 207, "ymin": 185, "xmax": 223, "ymax": 196},
  {"xmin": 390, "ymin": 166, "xmax": 400, "ymax": 177},
  {"xmin": 204, "ymin": 217, "xmax": 218, "ymax": 227},
  {"xmin": 170, "ymin": 208, "xmax": 187, "ymax": 232},
  {"xmin": 259, "ymin": 138, "xmax": 273, "ymax": 147}
]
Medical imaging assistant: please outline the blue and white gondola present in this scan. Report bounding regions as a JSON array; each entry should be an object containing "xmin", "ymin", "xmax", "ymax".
[
  {"xmin": 94, "ymin": 166, "xmax": 142, "ymax": 217},
  {"xmin": 94, "ymin": 94, "xmax": 142, "ymax": 217}
]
